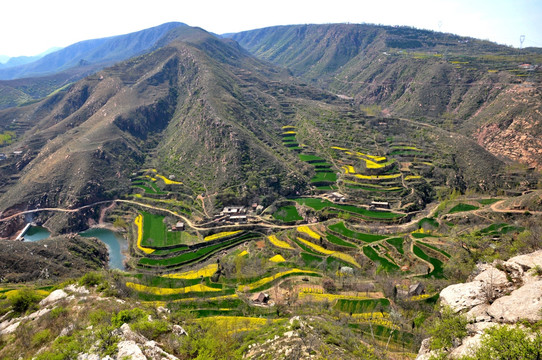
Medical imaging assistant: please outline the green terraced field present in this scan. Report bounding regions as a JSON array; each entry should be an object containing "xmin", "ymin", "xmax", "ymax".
[
  {"xmin": 362, "ymin": 246, "xmax": 400, "ymax": 272},
  {"xmin": 412, "ymin": 244, "xmax": 445, "ymax": 278},
  {"xmin": 296, "ymin": 198, "xmax": 404, "ymax": 220},
  {"xmin": 335, "ymin": 298, "xmax": 390, "ymax": 313},
  {"xmin": 448, "ymin": 203, "xmax": 479, "ymax": 213},
  {"xmin": 328, "ymin": 222, "xmax": 387, "ymax": 243},
  {"xmin": 138, "ymin": 233, "xmax": 260, "ymax": 268},
  {"xmin": 273, "ymin": 205, "xmax": 303, "ymax": 222},
  {"xmin": 326, "ymin": 232, "xmax": 358, "ymax": 248},
  {"xmin": 385, "ymin": 237, "xmax": 404, "ymax": 254}
]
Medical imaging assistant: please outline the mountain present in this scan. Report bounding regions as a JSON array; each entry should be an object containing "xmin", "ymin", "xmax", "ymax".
[
  {"xmin": 0, "ymin": 55, "xmax": 10, "ymax": 64},
  {"xmin": 0, "ymin": 47, "xmax": 62, "ymax": 70},
  {"xmin": 231, "ymin": 24, "xmax": 542, "ymax": 169},
  {"xmin": 0, "ymin": 24, "xmax": 511, "ymax": 235},
  {"xmin": 0, "ymin": 22, "xmax": 185, "ymax": 80}
]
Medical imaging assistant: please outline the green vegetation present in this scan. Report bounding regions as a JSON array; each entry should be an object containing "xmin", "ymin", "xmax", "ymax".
[
  {"xmin": 412, "ymin": 244, "xmax": 445, "ymax": 278},
  {"xmin": 272, "ymin": 205, "xmax": 303, "ymax": 222},
  {"xmin": 0, "ymin": 131, "xmax": 15, "ymax": 145},
  {"xmin": 335, "ymin": 298, "xmax": 390, "ymax": 313},
  {"xmin": 297, "ymin": 198, "xmax": 403, "ymax": 220},
  {"xmin": 326, "ymin": 232, "xmax": 357, "ymax": 248},
  {"xmin": 428, "ymin": 306, "xmax": 468, "ymax": 350},
  {"xmin": 385, "ymin": 237, "xmax": 404, "ymax": 254},
  {"xmin": 448, "ymin": 203, "xmax": 479, "ymax": 214},
  {"xmin": 362, "ymin": 246, "xmax": 399, "ymax": 272},
  {"xmin": 140, "ymin": 211, "xmax": 194, "ymax": 248},
  {"xmin": 328, "ymin": 222, "xmax": 387, "ymax": 242},
  {"xmin": 477, "ymin": 198, "xmax": 501, "ymax": 205}
]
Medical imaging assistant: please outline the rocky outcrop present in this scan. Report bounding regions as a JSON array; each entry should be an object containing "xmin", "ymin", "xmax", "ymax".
[{"xmin": 416, "ymin": 250, "xmax": 542, "ymax": 359}]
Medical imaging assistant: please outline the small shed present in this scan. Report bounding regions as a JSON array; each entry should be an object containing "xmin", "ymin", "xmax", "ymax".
[
  {"xmin": 253, "ymin": 292, "xmax": 270, "ymax": 304},
  {"xmin": 408, "ymin": 282, "xmax": 425, "ymax": 297},
  {"xmin": 370, "ymin": 201, "xmax": 390, "ymax": 209}
]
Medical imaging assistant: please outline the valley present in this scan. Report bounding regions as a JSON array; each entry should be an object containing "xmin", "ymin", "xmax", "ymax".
[{"xmin": 0, "ymin": 22, "xmax": 541, "ymax": 359}]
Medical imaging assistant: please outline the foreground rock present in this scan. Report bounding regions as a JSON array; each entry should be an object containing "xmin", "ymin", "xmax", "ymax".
[{"xmin": 416, "ymin": 250, "xmax": 542, "ymax": 359}]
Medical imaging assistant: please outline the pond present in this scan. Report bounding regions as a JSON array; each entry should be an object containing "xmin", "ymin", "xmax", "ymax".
[
  {"xmin": 23, "ymin": 226, "xmax": 51, "ymax": 242},
  {"xmin": 24, "ymin": 226, "xmax": 127, "ymax": 270},
  {"xmin": 80, "ymin": 228, "xmax": 128, "ymax": 270}
]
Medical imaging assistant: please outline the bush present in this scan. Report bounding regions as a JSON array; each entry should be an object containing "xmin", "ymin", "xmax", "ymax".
[
  {"xmin": 79, "ymin": 272, "xmax": 104, "ymax": 287},
  {"xmin": 132, "ymin": 319, "xmax": 169, "ymax": 339},
  {"xmin": 9, "ymin": 289, "xmax": 43, "ymax": 314},
  {"xmin": 428, "ymin": 306, "xmax": 468, "ymax": 350},
  {"xmin": 459, "ymin": 325, "xmax": 542, "ymax": 360},
  {"xmin": 111, "ymin": 308, "xmax": 148, "ymax": 328}
]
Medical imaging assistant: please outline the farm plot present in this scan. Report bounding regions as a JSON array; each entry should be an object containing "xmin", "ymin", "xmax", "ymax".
[
  {"xmin": 138, "ymin": 212, "xmax": 193, "ymax": 248},
  {"xmin": 296, "ymin": 198, "xmax": 404, "ymax": 220},
  {"xmin": 328, "ymin": 222, "xmax": 387, "ymax": 243},
  {"xmin": 448, "ymin": 203, "xmax": 479, "ymax": 213},
  {"xmin": 272, "ymin": 205, "xmax": 303, "ymax": 222},
  {"xmin": 138, "ymin": 232, "xmax": 260, "ymax": 269},
  {"xmin": 412, "ymin": 244, "xmax": 445, "ymax": 278},
  {"xmin": 362, "ymin": 246, "xmax": 400, "ymax": 272},
  {"xmin": 296, "ymin": 237, "xmax": 361, "ymax": 268},
  {"xmin": 237, "ymin": 269, "xmax": 321, "ymax": 292}
]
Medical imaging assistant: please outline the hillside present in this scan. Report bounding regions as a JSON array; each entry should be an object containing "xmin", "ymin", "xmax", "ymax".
[
  {"xmin": 0, "ymin": 22, "xmax": 542, "ymax": 360},
  {"xmin": 231, "ymin": 24, "xmax": 542, "ymax": 168}
]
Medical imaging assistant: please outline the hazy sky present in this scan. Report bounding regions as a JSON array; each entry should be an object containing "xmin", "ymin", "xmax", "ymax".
[{"xmin": 1, "ymin": 0, "xmax": 541, "ymax": 56}]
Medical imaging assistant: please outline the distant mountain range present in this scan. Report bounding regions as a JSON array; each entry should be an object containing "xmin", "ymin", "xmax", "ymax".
[
  {"xmin": 0, "ymin": 47, "xmax": 62, "ymax": 69},
  {"xmin": 0, "ymin": 22, "xmax": 185, "ymax": 81}
]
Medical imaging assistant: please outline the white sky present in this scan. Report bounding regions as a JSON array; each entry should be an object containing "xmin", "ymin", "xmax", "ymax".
[{"xmin": 1, "ymin": 0, "xmax": 541, "ymax": 57}]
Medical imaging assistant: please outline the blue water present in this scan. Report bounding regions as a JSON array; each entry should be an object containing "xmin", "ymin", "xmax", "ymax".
[
  {"xmin": 80, "ymin": 228, "xmax": 127, "ymax": 270},
  {"xmin": 24, "ymin": 226, "xmax": 127, "ymax": 270},
  {"xmin": 23, "ymin": 226, "xmax": 51, "ymax": 241}
]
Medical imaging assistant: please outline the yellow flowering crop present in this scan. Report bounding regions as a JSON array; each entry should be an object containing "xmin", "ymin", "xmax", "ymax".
[
  {"xmin": 282, "ymin": 131, "xmax": 297, "ymax": 135},
  {"xmin": 156, "ymin": 174, "xmax": 183, "ymax": 185},
  {"xmin": 195, "ymin": 316, "xmax": 270, "ymax": 333},
  {"xmin": 204, "ymin": 230, "xmax": 242, "ymax": 242},
  {"xmin": 331, "ymin": 146, "xmax": 348, "ymax": 151},
  {"xmin": 405, "ymin": 175, "xmax": 421, "ymax": 180},
  {"xmin": 268, "ymin": 235, "xmax": 294, "ymax": 250},
  {"xmin": 238, "ymin": 250, "xmax": 248, "ymax": 257},
  {"xmin": 296, "ymin": 237, "xmax": 360, "ymax": 268},
  {"xmin": 297, "ymin": 226, "xmax": 321, "ymax": 240},
  {"xmin": 353, "ymin": 173, "xmax": 401, "ymax": 180},
  {"xmin": 342, "ymin": 165, "xmax": 356, "ymax": 174},
  {"xmin": 282, "ymin": 125, "xmax": 296, "ymax": 129},
  {"xmin": 298, "ymin": 292, "xmax": 370, "ymax": 302},
  {"xmin": 162, "ymin": 264, "xmax": 218, "ymax": 280},
  {"xmin": 134, "ymin": 214, "xmax": 155, "ymax": 254},
  {"xmin": 238, "ymin": 269, "xmax": 319, "ymax": 292},
  {"xmin": 410, "ymin": 294, "xmax": 431, "ymax": 301},
  {"xmin": 269, "ymin": 254, "xmax": 286, "ymax": 263},
  {"xmin": 126, "ymin": 282, "xmax": 221, "ymax": 295}
]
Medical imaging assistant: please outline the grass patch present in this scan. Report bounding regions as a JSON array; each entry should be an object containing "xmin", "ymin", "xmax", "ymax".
[
  {"xmin": 448, "ymin": 203, "xmax": 479, "ymax": 214},
  {"xmin": 418, "ymin": 217, "xmax": 439, "ymax": 229},
  {"xmin": 477, "ymin": 198, "xmax": 501, "ymax": 205},
  {"xmin": 416, "ymin": 241, "xmax": 451, "ymax": 258},
  {"xmin": 273, "ymin": 205, "xmax": 303, "ymax": 222}
]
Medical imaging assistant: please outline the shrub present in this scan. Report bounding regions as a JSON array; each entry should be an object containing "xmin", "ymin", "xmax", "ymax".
[
  {"xmin": 79, "ymin": 272, "xmax": 104, "ymax": 287},
  {"xmin": 9, "ymin": 289, "xmax": 43, "ymax": 314},
  {"xmin": 428, "ymin": 306, "xmax": 468, "ymax": 350},
  {"xmin": 132, "ymin": 319, "xmax": 169, "ymax": 339},
  {"xmin": 111, "ymin": 308, "xmax": 148, "ymax": 328}
]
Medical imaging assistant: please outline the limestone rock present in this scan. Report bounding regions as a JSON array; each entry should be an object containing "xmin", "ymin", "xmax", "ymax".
[
  {"xmin": 507, "ymin": 250, "xmax": 542, "ymax": 270},
  {"xmin": 449, "ymin": 334, "xmax": 482, "ymax": 358},
  {"xmin": 487, "ymin": 280, "xmax": 542, "ymax": 322},
  {"xmin": 117, "ymin": 340, "xmax": 146, "ymax": 360},
  {"xmin": 39, "ymin": 289, "xmax": 68, "ymax": 307},
  {"xmin": 440, "ymin": 281, "xmax": 485, "ymax": 312},
  {"xmin": 415, "ymin": 338, "xmax": 438, "ymax": 360},
  {"xmin": 473, "ymin": 267, "xmax": 508, "ymax": 287},
  {"xmin": 466, "ymin": 304, "xmax": 491, "ymax": 323}
]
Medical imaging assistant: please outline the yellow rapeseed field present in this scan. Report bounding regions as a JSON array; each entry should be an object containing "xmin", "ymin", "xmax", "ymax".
[
  {"xmin": 297, "ymin": 226, "xmax": 321, "ymax": 240},
  {"xmin": 238, "ymin": 269, "xmax": 319, "ymax": 292},
  {"xmin": 267, "ymin": 235, "xmax": 294, "ymax": 250},
  {"xmin": 204, "ymin": 230, "xmax": 242, "ymax": 242},
  {"xmin": 162, "ymin": 264, "xmax": 218, "ymax": 280},
  {"xmin": 134, "ymin": 214, "xmax": 155, "ymax": 254},
  {"xmin": 126, "ymin": 282, "xmax": 221, "ymax": 295},
  {"xmin": 269, "ymin": 254, "xmax": 286, "ymax": 263},
  {"xmin": 156, "ymin": 174, "xmax": 183, "ymax": 185},
  {"xmin": 296, "ymin": 237, "xmax": 360, "ymax": 268}
]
